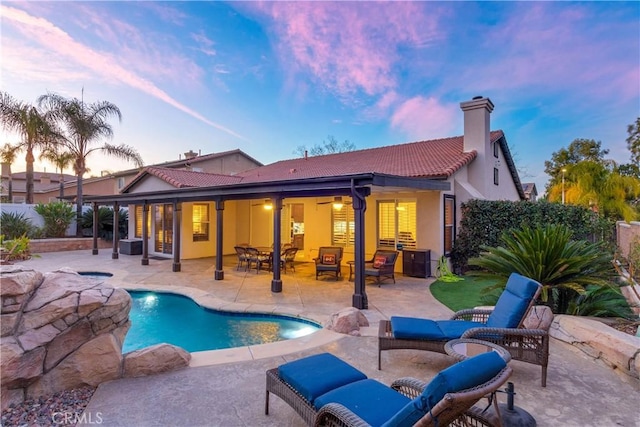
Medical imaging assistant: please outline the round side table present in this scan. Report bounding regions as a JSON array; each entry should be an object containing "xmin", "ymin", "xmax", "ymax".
[{"xmin": 444, "ymin": 338, "xmax": 512, "ymax": 363}]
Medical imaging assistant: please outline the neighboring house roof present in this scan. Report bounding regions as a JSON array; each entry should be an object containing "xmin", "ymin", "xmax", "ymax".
[
  {"xmin": 107, "ymin": 148, "xmax": 263, "ymax": 178},
  {"xmin": 235, "ymin": 132, "xmax": 506, "ymax": 183},
  {"xmin": 522, "ymin": 182, "xmax": 537, "ymax": 195},
  {"xmin": 123, "ymin": 167, "xmax": 244, "ymax": 191},
  {"xmin": 2, "ymin": 172, "xmax": 76, "ymax": 194},
  {"xmin": 152, "ymin": 148, "xmax": 263, "ymax": 170}
]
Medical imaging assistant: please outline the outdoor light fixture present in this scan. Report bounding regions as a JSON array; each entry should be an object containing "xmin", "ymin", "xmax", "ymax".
[
  {"xmin": 263, "ymin": 199, "xmax": 273, "ymax": 210},
  {"xmin": 332, "ymin": 196, "xmax": 344, "ymax": 210}
]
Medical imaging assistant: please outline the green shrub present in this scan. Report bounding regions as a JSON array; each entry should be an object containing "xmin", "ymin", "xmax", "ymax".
[
  {"xmin": 81, "ymin": 207, "xmax": 128, "ymax": 239},
  {"xmin": 451, "ymin": 200, "xmax": 614, "ymax": 273},
  {"xmin": 0, "ymin": 211, "xmax": 33, "ymax": 240},
  {"xmin": 568, "ymin": 285, "xmax": 634, "ymax": 319},
  {"xmin": 33, "ymin": 202, "xmax": 76, "ymax": 238},
  {"xmin": 0, "ymin": 234, "xmax": 32, "ymax": 261},
  {"xmin": 469, "ymin": 224, "xmax": 615, "ymax": 314}
]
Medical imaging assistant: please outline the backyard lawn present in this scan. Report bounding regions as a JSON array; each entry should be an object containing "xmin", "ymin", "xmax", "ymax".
[{"xmin": 429, "ymin": 275, "xmax": 502, "ymax": 312}]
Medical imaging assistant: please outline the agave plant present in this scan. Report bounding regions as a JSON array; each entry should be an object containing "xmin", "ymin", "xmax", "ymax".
[{"xmin": 468, "ymin": 224, "xmax": 615, "ymax": 314}]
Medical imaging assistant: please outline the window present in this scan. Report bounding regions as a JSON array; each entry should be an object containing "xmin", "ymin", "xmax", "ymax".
[
  {"xmin": 444, "ymin": 195, "xmax": 455, "ymax": 256},
  {"xmin": 117, "ymin": 177, "xmax": 125, "ymax": 189},
  {"xmin": 494, "ymin": 168, "xmax": 499, "ymax": 185},
  {"xmin": 493, "ymin": 141, "xmax": 499, "ymax": 158},
  {"xmin": 332, "ymin": 206, "xmax": 354, "ymax": 247},
  {"xmin": 377, "ymin": 200, "xmax": 417, "ymax": 250},
  {"xmin": 192, "ymin": 204, "xmax": 209, "ymax": 242}
]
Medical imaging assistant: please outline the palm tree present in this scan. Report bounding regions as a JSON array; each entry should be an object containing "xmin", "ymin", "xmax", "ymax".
[
  {"xmin": 547, "ymin": 161, "xmax": 640, "ymax": 221},
  {"xmin": 38, "ymin": 92, "xmax": 143, "ymax": 236},
  {"xmin": 39, "ymin": 146, "xmax": 74, "ymax": 200},
  {"xmin": 0, "ymin": 92, "xmax": 57, "ymax": 204},
  {"xmin": 0, "ymin": 143, "xmax": 19, "ymax": 202},
  {"xmin": 468, "ymin": 224, "xmax": 615, "ymax": 314}
]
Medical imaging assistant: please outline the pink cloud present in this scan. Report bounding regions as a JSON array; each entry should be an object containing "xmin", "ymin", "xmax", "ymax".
[
  {"xmin": 0, "ymin": 5, "xmax": 245, "ymax": 141},
  {"xmin": 390, "ymin": 97, "xmax": 458, "ymax": 139},
  {"xmin": 252, "ymin": 2, "xmax": 444, "ymax": 99},
  {"xmin": 460, "ymin": 3, "xmax": 638, "ymax": 103}
]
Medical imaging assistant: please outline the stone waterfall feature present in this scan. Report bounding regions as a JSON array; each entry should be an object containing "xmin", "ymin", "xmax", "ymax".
[{"xmin": 1, "ymin": 266, "xmax": 190, "ymax": 410}]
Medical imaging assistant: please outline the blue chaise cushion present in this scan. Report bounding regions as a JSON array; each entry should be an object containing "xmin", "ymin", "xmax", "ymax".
[
  {"xmin": 278, "ymin": 353, "xmax": 367, "ymax": 404},
  {"xmin": 391, "ymin": 317, "xmax": 484, "ymax": 340},
  {"xmin": 314, "ymin": 379, "xmax": 411, "ymax": 426},
  {"xmin": 382, "ymin": 351, "xmax": 507, "ymax": 427},
  {"xmin": 486, "ymin": 273, "xmax": 541, "ymax": 328}
]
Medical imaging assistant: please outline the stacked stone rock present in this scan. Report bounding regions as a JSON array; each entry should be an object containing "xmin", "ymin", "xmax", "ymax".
[{"xmin": 1, "ymin": 266, "xmax": 191, "ymax": 411}]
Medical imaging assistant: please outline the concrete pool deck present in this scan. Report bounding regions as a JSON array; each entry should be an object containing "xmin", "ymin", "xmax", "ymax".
[{"xmin": 19, "ymin": 250, "xmax": 640, "ymax": 426}]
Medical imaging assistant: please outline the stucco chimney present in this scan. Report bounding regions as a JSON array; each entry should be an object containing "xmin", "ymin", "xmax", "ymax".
[
  {"xmin": 184, "ymin": 150, "xmax": 197, "ymax": 159},
  {"xmin": 460, "ymin": 96, "xmax": 494, "ymax": 198},
  {"xmin": 40, "ymin": 173, "xmax": 51, "ymax": 185},
  {"xmin": 460, "ymin": 96, "xmax": 493, "ymax": 154}
]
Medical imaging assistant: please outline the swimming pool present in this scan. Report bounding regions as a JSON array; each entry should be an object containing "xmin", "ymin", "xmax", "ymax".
[{"xmin": 122, "ymin": 291, "xmax": 321, "ymax": 353}]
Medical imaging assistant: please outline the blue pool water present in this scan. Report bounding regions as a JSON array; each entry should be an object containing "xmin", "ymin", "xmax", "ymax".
[{"xmin": 122, "ymin": 291, "xmax": 321, "ymax": 353}]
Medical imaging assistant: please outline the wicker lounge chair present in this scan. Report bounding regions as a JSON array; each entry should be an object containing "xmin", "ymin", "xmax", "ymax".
[
  {"xmin": 265, "ymin": 351, "xmax": 512, "ymax": 427},
  {"xmin": 379, "ymin": 273, "xmax": 551, "ymax": 387}
]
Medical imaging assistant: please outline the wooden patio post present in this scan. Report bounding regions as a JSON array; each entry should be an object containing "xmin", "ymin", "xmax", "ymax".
[
  {"xmin": 352, "ymin": 190, "xmax": 368, "ymax": 309},
  {"xmin": 141, "ymin": 202, "xmax": 149, "ymax": 266},
  {"xmin": 271, "ymin": 197, "xmax": 283, "ymax": 292},
  {"xmin": 214, "ymin": 199, "xmax": 224, "ymax": 280},
  {"xmin": 111, "ymin": 202, "xmax": 119, "ymax": 259},
  {"xmin": 172, "ymin": 201, "xmax": 181, "ymax": 272}
]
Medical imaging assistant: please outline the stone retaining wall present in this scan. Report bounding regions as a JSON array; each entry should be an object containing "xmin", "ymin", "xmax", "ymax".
[
  {"xmin": 29, "ymin": 238, "xmax": 111, "ymax": 253},
  {"xmin": 551, "ymin": 315, "xmax": 640, "ymax": 382}
]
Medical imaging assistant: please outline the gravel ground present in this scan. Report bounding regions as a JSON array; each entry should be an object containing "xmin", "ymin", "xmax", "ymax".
[{"xmin": 1, "ymin": 387, "xmax": 95, "ymax": 427}]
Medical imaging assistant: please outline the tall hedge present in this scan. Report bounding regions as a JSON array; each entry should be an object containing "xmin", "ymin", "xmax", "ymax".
[{"xmin": 450, "ymin": 200, "xmax": 615, "ymax": 273}]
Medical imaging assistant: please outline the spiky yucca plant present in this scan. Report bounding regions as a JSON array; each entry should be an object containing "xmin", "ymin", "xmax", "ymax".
[{"xmin": 469, "ymin": 224, "xmax": 615, "ymax": 314}]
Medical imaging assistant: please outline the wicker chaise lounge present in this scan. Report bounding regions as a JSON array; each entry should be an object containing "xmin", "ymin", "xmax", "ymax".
[
  {"xmin": 379, "ymin": 273, "xmax": 551, "ymax": 387},
  {"xmin": 265, "ymin": 351, "xmax": 513, "ymax": 427}
]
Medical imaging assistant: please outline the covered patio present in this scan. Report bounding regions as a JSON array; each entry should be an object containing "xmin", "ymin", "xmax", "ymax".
[{"xmin": 85, "ymin": 172, "xmax": 449, "ymax": 310}]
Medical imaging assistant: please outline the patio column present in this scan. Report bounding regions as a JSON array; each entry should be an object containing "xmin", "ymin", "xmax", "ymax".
[
  {"xmin": 214, "ymin": 199, "xmax": 224, "ymax": 280},
  {"xmin": 141, "ymin": 202, "xmax": 149, "ymax": 266},
  {"xmin": 92, "ymin": 202, "xmax": 99, "ymax": 255},
  {"xmin": 352, "ymin": 190, "xmax": 368, "ymax": 309},
  {"xmin": 111, "ymin": 202, "xmax": 119, "ymax": 260},
  {"xmin": 172, "ymin": 201, "xmax": 181, "ymax": 272},
  {"xmin": 271, "ymin": 197, "xmax": 283, "ymax": 292}
]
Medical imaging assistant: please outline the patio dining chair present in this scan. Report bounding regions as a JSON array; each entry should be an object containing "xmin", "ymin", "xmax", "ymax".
[
  {"xmin": 379, "ymin": 273, "xmax": 550, "ymax": 386},
  {"xmin": 266, "ymin": 351, "xmax": 512, "ymax": 427},
  {"xmin": 233, "ymin": 246, "xmax": 248, "ymax": 271},
  {"xmin": 245, "ymin": 247, "xmax": 271, "ymax": 273},
  {"xmin": 280, "ymin": 247, "xmax": 299, "ymax": 273}
]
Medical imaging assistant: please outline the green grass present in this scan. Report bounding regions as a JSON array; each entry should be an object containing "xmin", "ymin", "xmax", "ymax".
[{"xmin": 430, "ymin": 276, "xmax": 501, "ymax": 312}]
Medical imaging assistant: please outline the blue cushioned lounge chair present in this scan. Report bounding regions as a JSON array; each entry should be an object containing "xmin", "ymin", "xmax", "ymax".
[
  {"xmin": 265, "ymin": 351, "xmax": 512, "ymax": 427},
  {"xmin": 379, "ymin": 273, "xmax": 548, "ymax": 386}
]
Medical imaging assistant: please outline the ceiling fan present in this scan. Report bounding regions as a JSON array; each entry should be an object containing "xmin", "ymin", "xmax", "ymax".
[{"xmin": 317, "ymin": 196, "xmax": 352, "ymax": 209}]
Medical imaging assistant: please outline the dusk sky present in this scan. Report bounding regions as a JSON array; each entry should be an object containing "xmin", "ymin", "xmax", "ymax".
[{"xmin": 1, "ymin": 1, "xmax": 638, "ymax": 194}]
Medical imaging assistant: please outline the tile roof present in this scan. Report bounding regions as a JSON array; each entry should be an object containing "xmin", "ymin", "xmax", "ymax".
[
  {"xmin": 140, "ymin": 167, "xmax": 244, "ymax": 189},
  {"xmin": 126, "ymin": 131, "xmax": 506, "ymax": 190},
  {"xmin": 236, "ymin": 131, "xmax": 504, "ymax": 183}
]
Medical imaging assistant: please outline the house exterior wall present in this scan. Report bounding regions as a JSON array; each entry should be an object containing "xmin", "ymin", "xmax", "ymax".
[{"xmin": 188, "ymin": 154, "xmax": 260, "ymax": 175}]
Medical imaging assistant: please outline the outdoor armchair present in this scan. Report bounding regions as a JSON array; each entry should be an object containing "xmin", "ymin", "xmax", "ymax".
[
  {"xmin": 364, "ymin": 250, "xmax": 399, "ymax": 286},
  {"xmin": 265, "ymin": 351, "xmax": 512, "ymax": 427},
  {"xmin": 379, "ymin": 273, "xmax": 550, "ymax": 386},
  {"xmin": 233, "ymin": 246, "xmax": 248, "ymax": 271},
  {"xmin": 314, "ymin": 247, "xmax": 344, "ymax": 280}
]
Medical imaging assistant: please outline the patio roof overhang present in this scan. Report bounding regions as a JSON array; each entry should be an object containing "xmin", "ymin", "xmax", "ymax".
[{"xmin": 83, "ymin": 172, "xmax": 450, "ymax": 205}]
